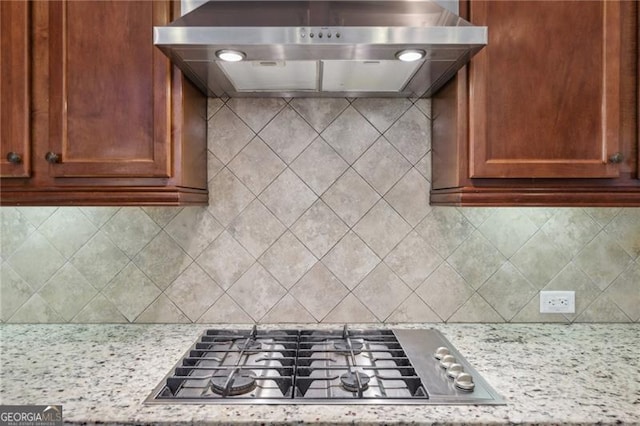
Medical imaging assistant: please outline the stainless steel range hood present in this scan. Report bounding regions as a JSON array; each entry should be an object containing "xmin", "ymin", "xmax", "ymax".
[{"xmin": 154, "ymin": 0, "xmax": 487, "ymax": 98}]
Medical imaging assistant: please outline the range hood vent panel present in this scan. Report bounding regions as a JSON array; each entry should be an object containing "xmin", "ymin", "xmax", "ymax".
[
  {"xmin": 219, "ymin": 61, "xmax": 319, "ymax": 91},
  {"xmin": 322, "ymin": 60, "xmax": 421, "ymax": 92},
  {"xmin": 155, "ymin": 0, "xmax": 487, "ymax": 98}
]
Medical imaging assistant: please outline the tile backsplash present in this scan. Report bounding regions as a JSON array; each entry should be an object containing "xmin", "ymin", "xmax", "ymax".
[{"xmin": 1, "ymin": 98, "xmax": 639, "ymax": 324}]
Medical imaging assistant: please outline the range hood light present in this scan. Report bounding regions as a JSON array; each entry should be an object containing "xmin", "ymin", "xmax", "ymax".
[
  {"xmin": 216, "ymin": 49, "xmax": 246, "ymax": 62},
  {"xmin": 395, "ymin": 49, "xmax": 426, "ymax": 62}
]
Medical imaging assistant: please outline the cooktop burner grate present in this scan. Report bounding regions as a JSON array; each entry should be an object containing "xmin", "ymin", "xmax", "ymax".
[{"xmin": 146, "ymin": 325, "xmax": 504, "ymax": 405}]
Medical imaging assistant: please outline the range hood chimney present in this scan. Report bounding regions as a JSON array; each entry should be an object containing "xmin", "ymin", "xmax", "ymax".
[{"xmin": 154, "ymin": 0, "xmax": 486, "ymax": 98}]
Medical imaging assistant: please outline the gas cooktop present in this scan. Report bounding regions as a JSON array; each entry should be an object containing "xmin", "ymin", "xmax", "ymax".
[{"xmin": 146, "ymin": 326, "xmax": 504, "ymax": 405}]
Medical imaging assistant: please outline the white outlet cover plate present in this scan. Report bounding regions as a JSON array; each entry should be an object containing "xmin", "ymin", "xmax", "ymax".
[{"xmin": 540, "ymin": 290, "xmax": 576, "ymax": 314}]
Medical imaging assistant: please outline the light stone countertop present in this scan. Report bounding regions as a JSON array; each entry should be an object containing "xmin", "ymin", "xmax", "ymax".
[{"xmin": 1, "ymin": 323, "xmax": 639, "ymax": 425}]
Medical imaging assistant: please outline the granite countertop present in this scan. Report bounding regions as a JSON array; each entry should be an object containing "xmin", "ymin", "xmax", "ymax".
[{"xmin": 0, "ymin": 323, "xmax": 638, "ymax": 425}]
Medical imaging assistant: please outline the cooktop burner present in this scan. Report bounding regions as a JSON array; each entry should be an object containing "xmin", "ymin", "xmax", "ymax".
[
  {"xmin": 210, "ymin": 368, "xmax": 258, "ymax": 396},
  {"xmin": 146, "ymin": 325, "xmax": 504, "ymax": 405}
]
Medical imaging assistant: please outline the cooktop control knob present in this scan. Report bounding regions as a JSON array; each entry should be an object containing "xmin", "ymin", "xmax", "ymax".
[
  {"xmin": 446, "ymin": 363, "xmax": 464, "ymax": 379},
  {"xmin": 454, "ymin": 372, "xmax": 475, "ymax": 391},
  {"xmin": 434, "ymin": 346, "xmax": 450, "ymax": 360},
  {"xmin": 439, "ymin": 354, "xmax": 456, "ymax": 369}
]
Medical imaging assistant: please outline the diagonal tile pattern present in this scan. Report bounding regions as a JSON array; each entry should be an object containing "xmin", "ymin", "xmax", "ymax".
[
  {"xmin": 352, "ymin": 98, "xmax": 412, "ymax": 133},
  {"xmin": 290, "ymin": 137, "xmax": 349, "ymax": 196},
  {"xmin": 226, "ymin": 98, "xmax": 286, "ymax": 133},
  {"xmin": 228, "ymin": 200, "xmax": 286, "ymax": 258},
  {"xmin": 38, "ymin": 207, "xmax": 97, "ymax": 258},
  {"xmin": 415, "ymin": 207, "xmax": 475, "ymax": 258},
  {"xmin": 70, "ymin": 231, "xmax": 129, "ymax": 290},
  {"xmin": 478, "ymin": 208, "xmax": 538, "ymax": 258},
  {"xmin": 353, "ymin": 263, "xmax": 412, "ymax": 321},
  {"xmin": 384, "ymin": 231, "xmax": 441, "ymax": 289},
  {"xmin": 387, "ymin": 296, "xmax": 441, "ymax": 323},
  {"xmin": 353, "ymin": 137, "xmax": 411, "ymax": 195},
  {"xmin": 16, "ymin": 207, "xmax": 58, "ymax": 228},
  {"xmin": 102, "ymin": 263, "xmax": 161, "ymax": 322},
  {"xmin": 291, "ymin": 200, "xmax": 348, "ymax": 258},
  {"xmin": 228, "ymin": 137, "xmax": 286, "ymax": 195},
  {"xmin": 101, "ymin": 208, "xmax": 160, "ymax": 258},
  {"xmin": 416, "ymin": 263, "xmax": 473, "ymax": 321},
  {"xmin": 79, "ymin": 207, "xmax": 119, "ymax": 228},
  {"xmin": 260, "ymin": 106, "xmax": 317, "ymax": 164},
  {"xmin": 353, "ymin": 200, "xmax": 411, "ymax": 258},
  {"xmin": 384, "ymin": 168, "xmax": 431, "ymax": 227},
  {"xmin": 510, "ymin": 231, "xmax": 570, "ymax": 290},
  {"xmin": 228, "ymin": 263, "xmax": 287, "ymax": 321},
  {"xmin": 1, "ymin": 98, "xmax": 638, "ymax": 325},
  {"xmin": 142, "ymin": 207, "xmax": 182, "ymax": 228},
  {"xmin": 0, "ymin": 263, "xmax": 34, "ymax": 322},
  {"xmin": 290, "ymin": 263, "xmax": 348, "ymax": 321},
  {"xmin": 164, "ymin": 207, "xmax": 223, "ymax": 259},
  {"xmin": 322, "ymin": 231, "xmax": 380, "ymax": 290},
  {"xmin": 207, "ymin": 106, "xmax": 254, "ymax": 164},
  {"xmin": 135, "ymin": 294, "xmax": 190, "ymax": 324},
  {"xmin": 322, "ymin": 168, "xmax": 379, "ymax": 227},
  {"xmin": 165, "ymin": 262, "xmax": 223, "ymax": 322},
  {"xmin": 206, "ymin": 168, "xmax": 255, "ymax": 227},
  {"xmin": 0, "ymin": 208, "xmax": 36, "ymax": 259},
  {"xmin": 384, "ymin": 105, "xmax": 430, "ymax": 164},
  {"xmin": 133, "ymin": 231, "xmax": 192, "ymax": 290},
  {"xmin": 71, "ymin": 293, "xmax": 127, "ymax": 323},
  {"xmin": 262, "ymin": 294, "xmax": 316, "ymax": 323},
  {"xmin": 290, "ymin": 98, "xmax": 349, "ymax": 132},
  {"xmin": 196, "ymin": 231, "xmax": 254, "ymax": 290},
  {"xmin": 7, "ymin": 232, "xmax": 66, "ymax": 291},
  {"xmin": 38, "ymin": 263, "xmax": 97, "ymax": 321},
  {"xmin": 321, "ymin": 106, "xmax": 380, "ymax": 164},
  {"xmin": 604, "ymin": 261, "xmax": 640, "ymax": 321},
  {"xmin": 258, "ymin": 231, "xmax": 317, "ymax": 290},
  {"xmin": 198, "ymin": 294, "xmax": 254, "ymax": 324},
  {"xmin": 477, "ymin": 262, "xmax": 537, "ymax": 321},
  {"xmin": 573, "ymin": 232, "xmax": 632, "ymax": 290},
  {"xmin": 322, "ymin": 294, "xmax": 378, "ymax": 323},
  {"xmin": 447, "ymin": 231, "xmax": 506, "ymax": 289},
  {"xmin": 9, "ymin": 294, "xmax": 63, "ymax": 323},
  {"xmin": 604, "ymin": 209, "xmax": 640, "ymax": 259},
  {"xmin": 540, "ymin": 209, "xmax": 600, "ymax": 258},
  {"xmin": 259, "ymin": 169, "xmax": 317, "ymax": 227}
]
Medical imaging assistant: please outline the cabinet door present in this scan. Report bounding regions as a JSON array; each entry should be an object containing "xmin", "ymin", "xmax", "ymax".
[
  {"xmin": 469, "ymin": 0, "xmax": 621, "ymax": 178},
  {"xmin": 47, "ymin": 1, "xmax": 170, "ymax": 178},
  {"xmin": 0, "ymin": 1, "xmax": 30, "ymax": 178}
]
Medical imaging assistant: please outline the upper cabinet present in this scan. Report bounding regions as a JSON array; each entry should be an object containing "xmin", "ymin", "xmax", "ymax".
[
  {"xmin": 0, "ymin": 1, "xmax": 208, "ymax": 206},
  {"xmin": 0, "ymin": 1, "xmax": 30, "ymax": 179},
  {"xmin": 47, "ymin": 1, "xmax": 171, "ymax": 179},
  {"xmin": 431, "ymin": 0, "xmax": 639, "ymax": 206}
]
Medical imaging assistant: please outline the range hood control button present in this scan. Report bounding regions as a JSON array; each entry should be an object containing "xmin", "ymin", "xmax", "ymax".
[
  {"xmin": 446, "ymin": 363, "xmax": 464, "ymax": 379},
  {"xmin": 310, "ymin": 33, "xmax": 314, "ymax": 38},
  {"xmin": 439, "ymin": 354, "xmax": 456, "ymax": 369},
  {"xmin": 454, "ymin": 373, "xmax": 475, "ymax": 391},
  {"xmin": 434, "ymin": 346, "xmax": 450, "ymax": 360}
]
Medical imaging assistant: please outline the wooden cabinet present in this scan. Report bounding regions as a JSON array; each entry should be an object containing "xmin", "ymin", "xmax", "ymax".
[
  {"xmin": 431, "ymin": 0, "xmax": 639, "ymax": 206},
  {"xmin": 0, "ymin": 1, "xmax": 207, "ymax": 206},
  {"xmin": 0, "ymin": 1, "xmax": 30, "ymax": 179}
]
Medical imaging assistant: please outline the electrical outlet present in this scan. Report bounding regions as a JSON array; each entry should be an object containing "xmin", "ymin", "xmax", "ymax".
[{"xmin": 540, "ymin": 291, "xmax": 575, "ymax": 314}]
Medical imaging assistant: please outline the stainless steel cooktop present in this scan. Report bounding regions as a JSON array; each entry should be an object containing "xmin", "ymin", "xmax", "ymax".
[{"xmin": 146, "ymin": 326, "xmax": 504, "ymax": 405}]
